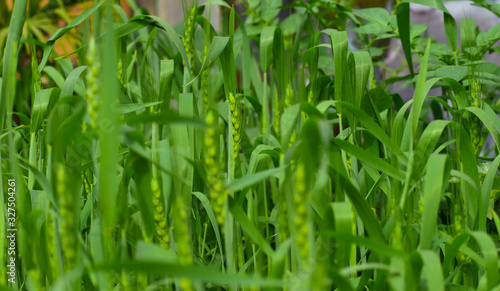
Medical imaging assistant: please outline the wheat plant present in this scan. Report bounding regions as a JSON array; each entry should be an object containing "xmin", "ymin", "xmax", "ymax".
[{"xmin": 1, "ymin": 0, "xmax": 500, "ymax": 290}]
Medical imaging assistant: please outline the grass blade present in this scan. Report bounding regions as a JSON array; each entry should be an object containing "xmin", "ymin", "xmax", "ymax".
[{"xmin": 420, "ymin": 154, "xmax": 449, "ymax": 250}]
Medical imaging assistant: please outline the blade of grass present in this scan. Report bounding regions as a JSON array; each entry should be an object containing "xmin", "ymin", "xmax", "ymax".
[
  {"xmin": 229, "ymin": 201, "xmax": 275, "ymax": 257},
  {"xmin": 451, "ymin": 123, "xmax": 481, "ymax": 230},
  {"xmin": 227, "ymin": 166, "xmax": 285, "ymax": 192},
  {"xmin": 332, "ymin": 138, "xmax": 405, "ymax": 181},
  {"xmin": 420, "ymin": 250, "xmax": 444, "ymax": 291},
  {"xmin": 192, "ymin": 192, "xmax": 224, "ymax": 262},
  {"xmin": 1, "ymin": 0, "xmax": 27, "ymax": 287},
  {"xmin": 39, "ymin": 0, "xmax": 105, "ymax": 70},
  {"xmin": 330, "ymin": 147, "xmax": 386, "ymax": 243},
  {"xmin": 61, "ymin": 66, "xmax": 87, "ymax": 97},
  {"xmin": 98, "ymin": 261, "xmax": 282, "ymax": 287},
  {"xmin": 31, "ymin": 88, "xmax": 60, "ymax": 133},
  {"xmin": 469, "ymin": 231, "xmax": 499, "ymax": 289},
  {"xmin": 396, "ymin": 2, "xmax": 414, "ymax": 77},
  {"xmin": 100, "ymin": 0, "xmax": 120, "ymax": 273},
  {"xmin": 419, "ymin": 154, "xmax": 449, "ymax": 250},
  {"xmin": 331, "ymin": 30, "xmax": 348, "ymax": 113},
  {"xmin": 331, "ymin": 202, "xmax": 353, "ymax": 269},
  {"xmin": 339, "ymin": 101, "xmax": 406, "ymax": 162},
  {"xmin": 413, "ymin": 120, "xmax": 450, "ymax": 177},
  {"xmin": 183, "ymin": 36, "xmax": 229, "ymax": 87},
  {"xmin": 464, "ymin": 106, "xmax": 500, "ymax": 153},
  {"xmin": 407, "ymin": 38, "xmax": 431, "ymax": 145}
]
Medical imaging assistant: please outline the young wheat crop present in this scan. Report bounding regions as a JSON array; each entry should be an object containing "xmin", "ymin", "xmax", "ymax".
[{"xmin": 1, "ymin": 0, "xmax": 500, "ymax": 290}]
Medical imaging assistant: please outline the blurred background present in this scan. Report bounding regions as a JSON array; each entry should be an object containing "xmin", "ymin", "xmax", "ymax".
[{"xmin": 130, "ymin": 0, "xmax": 500, "ymax": 93}]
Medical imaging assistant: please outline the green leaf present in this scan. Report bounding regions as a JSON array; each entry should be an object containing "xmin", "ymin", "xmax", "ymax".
[
  {"xmin": 420, "ymin": 250, "xmax": 444, "ymax": 291},
  {"xmin": 410, "ymin": 23, "xmax": 427, "ymax": 39},
  {"xmin": 488, "ymin": 23, "xmax": 500, "ymax": 41},
  {"xmin": 123, "ymin": 112, "xmax": 205, "ymax": 127},
  {"xmin": 279, "ymin": 13, "xmax": 302, "ymax": 36},
  {"xmin": 316, "ymin": 100, "xmax": 336, "ymax": 114},
  {"xmin": 246, "ymin": 144, "xmax": 279, "ymax": 174},
  {"xmin": 321, "ymin": 231, "xmax": 405, "ymax": 258},
  {"xmin": 116, "ymin": 102, "xmax": 162, "ymax": 115},
  {"xmin": 331, "ymin": 30, "xmax": 349, "ymax": 112},
  {"xmin": 442, "ymin": 77, "xmax": 469, "ymax": 109},
  {"xmin": 135, "ymin": 241, "xmax": 177, "ymax": 262},
  {"xmin": 31, "ymin": 88, "xmax": 60, "ymax": 133},
  {"xmin": 482, "ymin": 103, "xmax": 500, "ymax": 141},
  {"xmin": 444, "ymin": 11, "xmax": 458, "ymax": 52},
  {"xmin": 39, "ymin": 0, "xmax": 105, "ymax": 70},
  {"xmin": 100, "ymin": 1, "xmax": 120, "ymax": 249},
  {"xmin": 396, "ymin": 3, "xmax": 414, "ymax": 76},
  {"xmin": 330, "ymin": 149, "xmax": 386, "ymax": 243},
  {"xmin": 353, "ymin": 51, "xmax": 372, "ymax": 108},
  {"xmin": 46, "ymin": 95, "xmax": 85, "ymax": 150},
  {"xmin": 229, "ymin": 203, "xmax": 275, "ymax": 257},
  {"xmin": 192, "ymin": 192, "xmax": 224, "ymax": 260},
  {"xmin": 406, "ymin": 0, "xmax": 449, "ymax": 13},
  {"xmin": 461, "ymin": 18, "xmax": 476, "ymax": 49},
  {"xmin": 434, "ymin": 66, "xmax": 468, "ymax": 81},
  {"xmin": 464, "ymin": 106, "xmax": 500, "ymax": 153},
  {"xmin": 353, "ymin": 8, "xmax": 389, "ymax": 25},
  {"xmin": 442, "ymin": 233, "xmax": 469, "ymax": 275},
  {"xmin": 354, "ymin": 23, "xmax": 390, "ymax": 35},
  {"xmin": 234, "ymin": 12, "xmax": 252, "ymax": 100},
  {"xmin": 159, "ymin": 59, "xmax": 174, "ymax": 112},
  {"xmin": 332, "ymin": 138, "xmax": 405, "ymax": 181},
  {"xmin": 61, "ymin": 66, "xmax": 87, "ymax": 97},
  {"xmin": 260, "ymin": 26, "xmax": 276, "ymax": 72},
  {"xmin": 413, "ymin": 120, "xmax": 451, "ymax": 177},
  {"xmin": 451, "ymin": 123, "xmax": 480, "ymax": 229},
  {"xmin": 481, "ymin": 154, "xmax": 500, "ymax": 230},
  {"xmin": 261, "ymin": 0, "xmax": 281, "ymax": 23},
  {"xmin": 331, "ymin": 202, "xmax": 353, "ymax": 268},
  {"xmin": 469, "ymin": 232, "xmax": 499, "ymax": 290},
  {"xmin": 407, "ymin": 39, "xmax": 433, "ymax": 144},
  {"xmin": 137, "ymin": 15, "xmax": 192, "ymax": 77},
  {"xmin": 280, "ymin": 104, "xmax": 300, "ymax": 148},
  {"xmin": 360, "ymin": 87, "xmax": 392, "ymax": 117},
  {"xmin": 339, "ymin": 102, "xmax": 406, "ymax": 162},
  {"xmin": 227, "ymin": 166, "xmax": 285, "ymax": 192},
  {"xmin": 300, "ymin": 102, "xmax": 323, "ymax": 119},
  {"xmin": 97, "ymin": 261, "xmax": 282, "ymax": 287},
  {"xmin": 200, "ymin": 0, "xmax": 231, "ymax": 9},
  {"xmin": 273, "ymin": 27, "xmax": 286, "ymax": 97},
  {"xmin": 219, "ymin": 18, "xmax": 237, "ymax": 95},
  {"xmin": 43, "ymin": 66, "xmax": 66, "ymax": 90},
  {"xmin": 184, "ymin": 36, "xmax": 229, "ymax": 87},
  {"xmin": 419, "ymin": 154, "xmax": 448, "ymax": 250}
]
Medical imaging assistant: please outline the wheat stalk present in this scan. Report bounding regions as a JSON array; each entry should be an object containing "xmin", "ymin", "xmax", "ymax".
[{"xmin": 85, "ymin": 37, "xmax": 100, "ymax": 130}]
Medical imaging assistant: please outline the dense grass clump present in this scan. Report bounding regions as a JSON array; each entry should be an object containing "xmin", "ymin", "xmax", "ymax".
[{"xmin": 2, "ymin": 0, "xmax": 500, "ymax": 290}]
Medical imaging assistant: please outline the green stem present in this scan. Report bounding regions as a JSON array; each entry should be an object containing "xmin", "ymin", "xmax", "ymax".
[
  {"xmin": 28, "ymin": 132, "xmax": 37, "ymax": 190},
  {"xmin": 262, "ymin": 72, "xmax": 269, "ymax": 134}
]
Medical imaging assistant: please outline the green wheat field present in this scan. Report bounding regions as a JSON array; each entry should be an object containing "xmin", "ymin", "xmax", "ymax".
[{"xmin": 1, "ymin": 0, "xmax": 500, "ymax": 290}]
